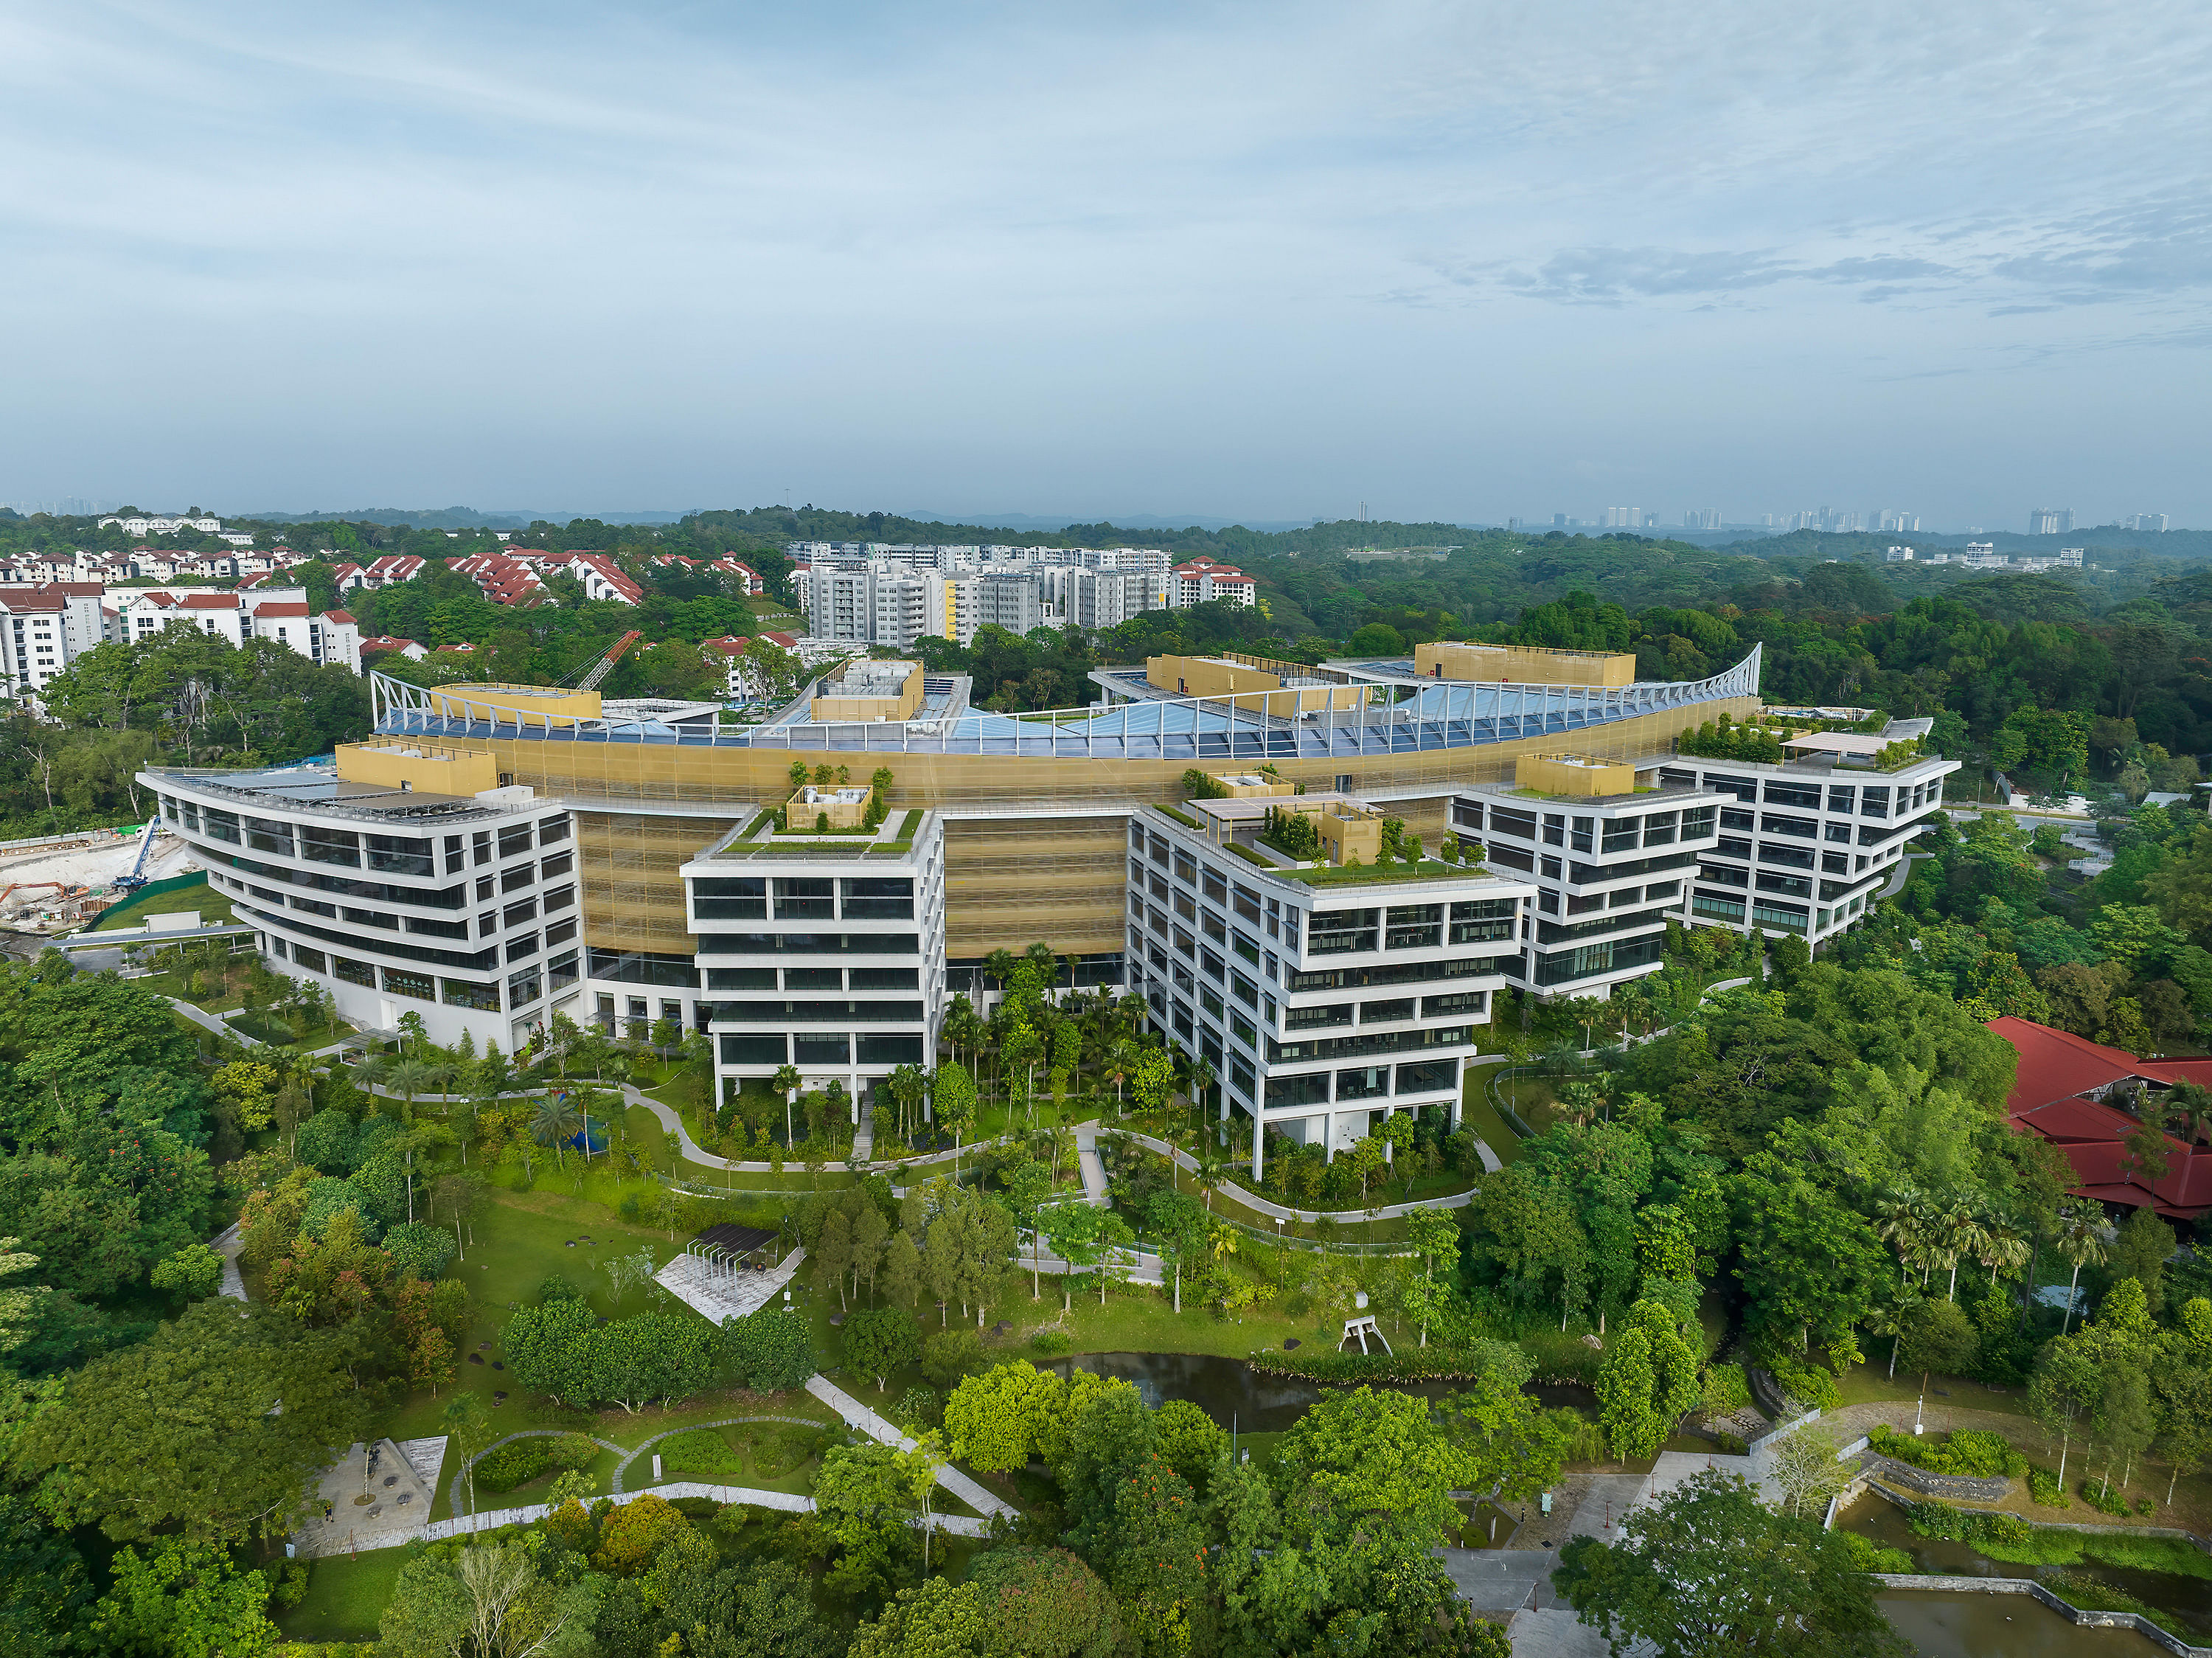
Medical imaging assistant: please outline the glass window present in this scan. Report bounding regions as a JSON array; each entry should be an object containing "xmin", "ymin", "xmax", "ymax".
[
  {"xmin": 785, "ymin": 967, "xmax": 844, "ymax": 991},
  {"xmin": 202, "ymin": 808, "xmax": 240, "ymax": 844},
  {"xmin": 382, "ymin": 966, "xmax": 436, "ymax": 1001},
  {"xmin": 442, "ymin": 979, "xmax": 501, "ymax": 1011},
  {"xmin": 1203, "ymin": 868, "xmax": 1228, "ymax": 905},
  {"xmin": 333, "ymin": 956, "xmax": 375, "ymax": 987},
  {"xmin": 1420, "ymin": 991, "xmax": 1486, "ymax": 1019},
  {"xmin": 1397, "ymin": 1058, "xmax": 1457, "ymax": 1095},
  {"xmin": 547, "ymin": 950, "xmax": 581, "ymax": 989},
  {"xmin": 498, "ymin": 823, "xmax": 532, "ymax": 858},
  {"xmin": 1232, "ymin": 971, "xmax": 1258, "ymax": 1007},
  {"xmin": 694, "ymin": 875, "xmax": 768, "ymax": 920},
  {"xmin": 1335, "ymin": 1066, "xmax": 1390, "ymax": 1100},
  {"xmin": 501, "ymin": 864, "xmax": 535, "ymax": 893},
  {"xmin": 1861, "ymin": 786, "xmax": 1890, "ymax": 818},
  {"xmin": 849, "ymin": 966, "xmax": 919, "ymax": 991},
  {"xmin": 1600, "ymin": 817, "xmax": 1639, "ymax": 853},
  {"xmin": 1232, "ymin": 883, "xmax": 1262, "ymax": 924},
  {"xmin": 245, "ymin": 816, "xmax": 293, "ymax": 856},
  {"xmin": 1543, "ymin": 813, "xmax": 1565, "ymax": 847},
  {"xmin": 721, "ymin": 1033, "xmax": 788, "ymax": 1065},
  {"xmin": 1360, "ymin": 997, "xmax": 1416, "ymax": 1022},
  {"xmin": 504, "ymin": 933, "xmax": 540, "ymax": 961},
  {"xmin": 292, "ymin": 946, "xmax": 327, "ymax": 973},
  {"xmin": 1764, "ymin": 781, "xmax": 1823, "ymax": 810},
  {"xmin": 301, "ymin": 822, "xmax": 359, "ymax": 867},
  {"xmin": 1641, "ymin": 811, "xmax": 1677, "ymax": 847},
  {"xmin": 793, "ymin": 1033, "xmax": 851, "ymax": 1065},
  {"xmin": 1489, "ymin": 807, "xmax": 1537, "ymax": 839},
  {"xmin": 366, "ymin": 833, "xmax": 434, "ymax": 877},
  {"xmin": 538, "ymin": 815, "xmax": 570, "ymax": 843},
  {"xmin": 1307, "ymin": 909, "xmax": 1379, "ymax": 954},
  {"xmin": 503, "ymin": 898, "xmax": 537, "ymax": 927},
  {"xmin": 1265, "ymin": 1072, "xmax": 1329, "ymax": 1109},
  {"xmin": 773, "ymin": 877, "xmax": 835, "ymax": 921},
  {"xmin": 1828, "ymin": 785, "xmax": 1856, "ymax": 813},
  {"xmin": 858, "ymin": 1033, "xmax": 925, "ymax": 1065},
  {"xmin": 1571, "ymin": 815, "xmax": 1593, "ymax": 852},
  {"xmin": 1681, "ymin": 805, "xmax": 1717, "ymax": 839}
]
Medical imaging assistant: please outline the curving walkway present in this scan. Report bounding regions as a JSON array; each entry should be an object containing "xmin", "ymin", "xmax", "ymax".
[
  {"xmin": 610, "ymin": 1416, "xmax": 825, "ymax": 1494},
  {"xmin": 1096, "ymin": 1122, "xmax": 1477, "ymax": 1225},
  {"xmin": 806, "ymin": 1373, "xmax": 1016, "ymax": 1520}
]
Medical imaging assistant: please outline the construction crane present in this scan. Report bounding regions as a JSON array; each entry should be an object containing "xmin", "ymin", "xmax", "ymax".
[
  {"xmin": 572, "ymin": 631, "xmax": 644, "ymax": 693},
  {"xmin": 114, "ymin": 819, "xmax": 162, "ymax": 891}
]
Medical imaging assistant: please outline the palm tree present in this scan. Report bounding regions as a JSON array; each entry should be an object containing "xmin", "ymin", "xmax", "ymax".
[
  {"xmin": 386, "ymin": 1056, "xmax": 434, "ymax": 1116},
  {"xmin": 532, "ymin": 1093, "xmax": 584, "ymax": 1170},
  {"xmin": 1976, "ymin": 1216, "xmax": 2032, "ymax": 1287},
  {"xmin": 351, "ymin": 1050, "xmax": 392, "ymax": 1098},
  {"xmin": 1865, "ymin": 1286, "xmax": 1926, "ymax": 1379},
  {"xmin": 1874, "ymin": 1189, "xmax": 1930, "ymax": 1280},
  {"xmin": 421, "ymin": 1053, "xmax": 462, "ymax": 1111},
  {"xmin": 772, "ymin": 1063, "xmax": 802, "ymax": 1148},
  {"xmin": 1558, "ymin": 1079, "xmax": 1607, "ymax": 1127},
  {"xmin": 1188, "ymin": 1058, "xmax": 1218, "ymax": 1137},
  {"xmin": 2051, "ymin": 1202, "xmax": 2110, "ymax": 1334},
  {"xmin": 1105, "ymin": 1041, "xmax": 1139, "ymax": 1117},
  {"xmin": 1936, "ymin": 1204, "xmax": 1989, "ymax": 1302}
]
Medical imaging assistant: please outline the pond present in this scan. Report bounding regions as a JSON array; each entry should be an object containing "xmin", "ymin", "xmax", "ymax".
[
  {"xmin": 1041, "ymin": 1350, "xmax": 1598, "ymax": 1433},
  {"xmin": 1844, "ymin": 1491, "xmax": 2212, "ymax": 1642},
  {"xmin": 1877, "ymin": 1589, "xmax": 2159, "ymax": 1656}
]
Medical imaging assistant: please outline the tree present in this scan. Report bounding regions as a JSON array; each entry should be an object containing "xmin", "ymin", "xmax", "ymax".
[
  {"xmin": 1274, "ymin": 1385, "xmax": 1472, "ymax": 1549},
  {"xmin": 2051, "ymin": 1201, "xmax": 2110, "ymax": 1333},
  {"xmin": 1434, "ymin": 1343, "xmax": 1572, "ymax": 1502},
  {"xmin": 849, "ymin": 1577, "xmax": 990, "ymax": 1658},
  {"xmin": 17, "ymin": 1299, "xmax": 370, "ymax": 1542},
  {"xmin": 723, "ymin": 1305, "xmax": 818, "ymax": 1392},
  {"xmin": 1406, "ymin": 1204, "xmax": 1460, "ymax": 1278},
  {"xmin": 933, "ymin": 1063, "xmax": 978, "ymax": 1166},
  {"xmin": 531, "ymin": 1094, "xmax": 584, "ymax": 1169},
  {"xmin": 945, "ymin": 1361, "xmax": 1062, "ymax": 1472},
  {"xmin": 1553, "ymin": 1471, "xmax": 1910, "ymax": 1657},
  {"xmin": 2030, "ymin": 1333, "xmax": 2103, "ymax": 1486},
  {"xmin": 969, "ymin": 1546, "xmax": 1120, "ymax": 1658},
  {"xmin": 1770, "ymin": 1426, "xmax": 1851, "ymax": 1520},
  {"xmin": 1898, "ymin": 1297, "xmax": 1979, "ymax": 1399},
  {"xmin": 813, "ymin": 1441, "xmax": 922, "ymax": 1600},
  {"xmin": 149, "ymin": 1242, "xmax": 225, "ymax": 1303},
  {"xmin": 91, "ymin": 1539, "xmax": 278, "ymax": 1658},
  {"xmin": 442, "ymin": 1390, "xmax": 493, "ymax": 1528},
  {"xmin": 844, "ymin": 1308, "xmax": 920, "ymax": 1391},
  {"xmin": 1594, "ymin": 1300, "xmax": 1700, "ymax": 1461}
]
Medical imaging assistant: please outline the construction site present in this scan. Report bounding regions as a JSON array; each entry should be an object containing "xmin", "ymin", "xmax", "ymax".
[{"xmin": 0, "ymin": 822, "xmax": 201, "ymax": 940}]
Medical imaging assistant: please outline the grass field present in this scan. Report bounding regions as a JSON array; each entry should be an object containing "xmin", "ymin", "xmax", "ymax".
[
  {"xmin": 1458, "ymin": 1082, "xmax": 1525, "ymax": 1163},
  {"xmin": 89, "ymin": 875, "xmax": 236, "ymax": 931},
  {"xmin": 279, "ymin": 1550, "xmax": 408, "ymax": 1645}
]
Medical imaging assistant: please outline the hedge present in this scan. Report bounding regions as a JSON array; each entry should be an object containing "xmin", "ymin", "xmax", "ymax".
[
  {"xmin": 658, "ymin": 1428, "xmax": 743, "ymax": 1478},
  {"xmin": 1246, "ymin": 1341, "xmax": 1530, "ymax": 1386},
  {"xmin": 474, "ymin": 1438, "xmax": 552, "ymax": 1492},
  {"xmin": 1869, "ymin": 1425, "xmax": 2025, "ymax": 1479}
]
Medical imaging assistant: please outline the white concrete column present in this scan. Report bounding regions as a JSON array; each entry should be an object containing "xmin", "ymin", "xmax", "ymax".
[
  {"xmin": 1251, "ymin": 1109, "xmax": 1264, "ymax": 1182},
  {"xmin": 1324, "ymin": 1106, "xmax": 1335, "ymax": 1163}
]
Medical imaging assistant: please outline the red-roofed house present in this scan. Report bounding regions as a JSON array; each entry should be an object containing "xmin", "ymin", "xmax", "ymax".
[
  {"xmin": 1168, "ymin": 558, "xmax": 1257, "ymax": 609},
  {"xmin": 359, "ymin": 637, "xmax": 428, "ymax": 661},
  {"xmin": 1990, "ymin": 1015, "xmax": 2212, "ymax": 1218},
  {"xmin": 563, "ymin": 554, "xmax": 644, "ymax": 606}
]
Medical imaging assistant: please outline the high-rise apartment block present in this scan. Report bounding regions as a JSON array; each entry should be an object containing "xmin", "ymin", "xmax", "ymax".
[{"xmin": 2028, "ymin": 508, "xmax": 2075, "ymax": 535}]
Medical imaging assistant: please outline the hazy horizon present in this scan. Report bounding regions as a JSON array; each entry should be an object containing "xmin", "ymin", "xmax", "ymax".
[{"xmin": 4, "ymin": 2, "xmax": 2207, "ymax": 528}]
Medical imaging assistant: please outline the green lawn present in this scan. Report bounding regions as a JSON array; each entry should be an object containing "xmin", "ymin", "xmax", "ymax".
[
  {"xmin": 1458, "ymin": 1082, "xmax": 1524, "ymax": 1163},
  {"xmin": 278, "ymin": 1550, "xmax": 408, "ymax": 1645},
  {"xmin": 89, "ymin": 875, "xmax": 235, "ymax": 931}
]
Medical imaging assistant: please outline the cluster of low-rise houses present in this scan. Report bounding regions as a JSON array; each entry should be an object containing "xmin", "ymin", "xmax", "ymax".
[
  {"xmin": 0, "ymin": 516, "xmax": 773, "ymax": 704},
  {"xmin": 1882, "ymin": 542, "xmax": 2087, "ymax": 573},
  {"xmin": 785, "ymin": 541, "xmax": 1254, "ymax": 648}
]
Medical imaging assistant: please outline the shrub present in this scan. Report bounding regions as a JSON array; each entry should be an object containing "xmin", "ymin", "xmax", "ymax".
[
  {"xmin": 658, "ymin": 1428, "xmax": 743, "ymax": 1478},
  {"xmin": 1248, "ymin": 1341, "xmax": 1535, "ymax": 1387},
  {"xmin": 2080, "ymin": 1479, "xmax": 2131, "ymax": 1517},
  {"xmin": 536, "ymin": 1274, "xmax": 582, "ymax": 1304},
  {"xmin": 1029, "ymin": 1330, "xmax": 1071, "ymax": 1356},
  {"xmin": 888, "ymin": 1387, "xmax": 942, "ymax": 1432},
  {"xmin": 1834, "ymin": 1530, "xmax": 1913, "ymax": 1575},
  {"xmin": 474, "ymin": 1438, "xmax": 552, "ymax": 1492},
  {"xmin": 753, "ymin": 1426, "xmax": 826, "ymax": 1479},
  {"xmin": 546, "ymin": 1433, "xmax": 599, "ymax": 1473},
  {"xmin": 2027, "ymin": 1465, "xmax": 2068, "ymax": 1508},
  {"xmin": 1700, "ymin": 1362, "xmax": 1750, "ymax": 1414},
  {"xmin": 1905, "ymin": 1502, "xmax": 2035, "ymax": 1551},
  {"xmin": 1765, "ymin": 1359, "xmax": 1839, "ymax": 1409},
  {"xmin": 1867, "ymin": 1425, "xmax": 2026, "ymax": 1480}
]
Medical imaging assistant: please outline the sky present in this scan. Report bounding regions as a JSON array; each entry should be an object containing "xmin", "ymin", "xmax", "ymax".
[{"xmin": 3, "ymin": 1, "xmax": 2208, "ymax": 530}]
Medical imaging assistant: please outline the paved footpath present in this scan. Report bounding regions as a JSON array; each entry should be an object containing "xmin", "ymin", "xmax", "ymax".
[{"xmin": 806, "ymin": 1373, "xmax": 1017, "ymax": 1519}]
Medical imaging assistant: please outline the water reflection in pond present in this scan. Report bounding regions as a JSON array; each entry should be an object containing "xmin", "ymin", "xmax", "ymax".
[
  {"xmin": 1042, "ymin": 1350, "xmax": 1596, "ymax": 1432},
  {"xmin": 1879, "ymin": 1590, "xmax": 2154, "ymax": 1656}
]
